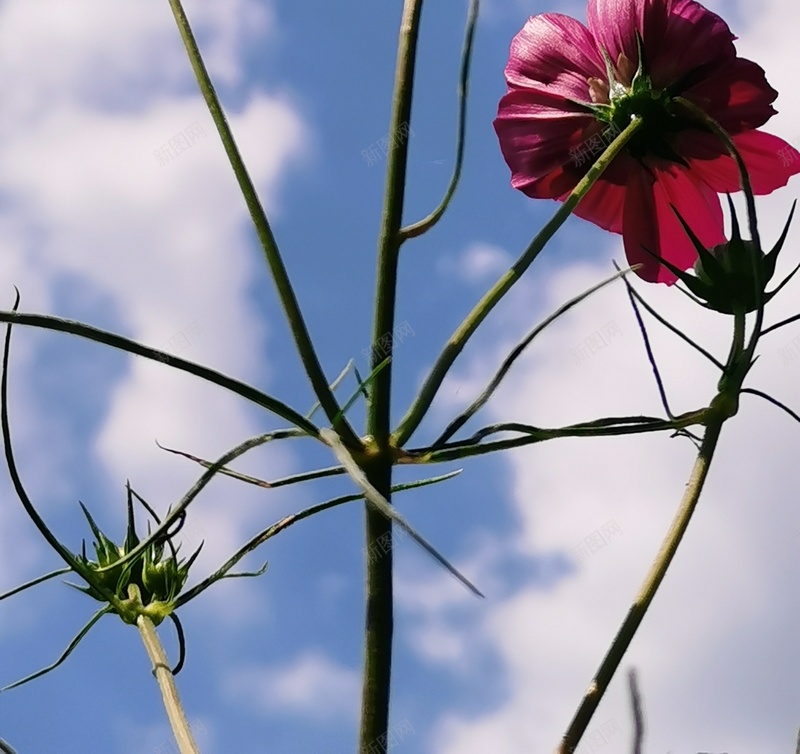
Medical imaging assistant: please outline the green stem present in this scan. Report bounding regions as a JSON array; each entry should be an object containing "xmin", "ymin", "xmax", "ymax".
[
  {"xmin": 361, "ymin": 0, "xmax": 424, "ymax": 749},
  {"xmin": 175, "ymin": 469, "xmax": 461, "ymax": 609},
  {"xmin": 0, "ymin": 309, "xmax": 319, "ymax": 436},
  {"xmin": 137, "ymin": 609, "xmax": 200, "ymax": 754},
  {"xmin": 408, "ymin": 410, "xmax": 710, "ymax": 463},
  {"xmin": 96, "ymin": 433, "xmax": 285, "ymax": 575},
  {"xmin": 400, "ymin": 0, "xmax": 479, "ymax": 240},
  {"xmin": 673, "ymin": 97, "xmax": 766, "ymax": 366},
  {"xmin": 674, "ymin": 97, "xmax": 760, "ymax": 253},
  {"xmin": 2, "ymin": 313, "xmax": 125, "ymax": 611},
  {"xmin": 433, "ymin": 266, "xmax": 637, "ymax": 447},
  {"xmin": 165, "ymin": 0, "xmax": 359, "ymax": 447},
  {"xmin": 393, "ymin": 116, "xmax": 644, "ymax": 447},
  {"xmin": 618, "ymin": 275, "xmax": 725, "ymax": 370},
  {"xmin": 0, "ymin": 567, "xmax": 71, "ymax": 602},
  {"xmin": 557, "ymin": 414, "xmax": 725, "ymax": 754}
]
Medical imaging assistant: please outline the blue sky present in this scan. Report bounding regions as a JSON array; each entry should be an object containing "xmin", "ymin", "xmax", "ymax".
[{"xmin": 1, "ymin": 1, "xmax": 800, "ymax": 752}]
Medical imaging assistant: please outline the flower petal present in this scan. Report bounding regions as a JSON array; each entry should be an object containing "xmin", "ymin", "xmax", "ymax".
[
  {"xmin": 494, "ymin": 88, "xmax": 600, "ymax": 196},
  {"xmin": 561, "ymin": 154, "xmax": 635, "ymax": 233},
  {"xmin": 587, "ymin": 0, "xmax": 669, "ymax": 74},
  {"xmin": 588, "ymin": 0, "xmax": 736, "ymax": 91},
  {"xmin": 676, "ymin": 130, "xmax": 800, "ymax": 194},
  {"xmin": 655, "ymin": 0, "xmax": 736, "ymax": 89},
  {"xmin": 732, "ymin": 131, "xmax": 800, "ymax": 192},
  {"xmin": 682, "ymin": 57, "xmax": 778, "ymax": 132},
  {"xmin": 504, "ymin": 13, "xmax": 606, "ymax": 100},
  {"xmin": 623, "ymin": 162, "xmax": 725, "ymax": 283}
]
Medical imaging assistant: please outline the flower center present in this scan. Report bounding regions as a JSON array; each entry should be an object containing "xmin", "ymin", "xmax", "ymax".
[{"xmin": 588, "ymin": 49, "xmax": 709, "ymax": 166}]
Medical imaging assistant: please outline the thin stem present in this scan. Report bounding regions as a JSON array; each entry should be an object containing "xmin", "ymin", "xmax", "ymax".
[
  {"xmin": 334, "ymin": 358, "xmax": 391, "ymax": 426},
  {"xmin": 673, "ymin": 97, "xmax": 766, "ymax": 366},
  {"xmin": 400, "ymin": 0, "xmax": 479, "ymax": 240},
  {"xmin": 306, "ymin": 360, "xmax": 354, "ymax": 419},
  {"xmin": 434, "ymin": 266, "xmax": 636, "ymax": 447},
  {"xmin": 2, "ymin": 607, "xmax": 110, "ymax": 691},
  {"xmin": 761, "ymin": 312, "xmax": 800, "ymax": 336},
  {"xmin": 361, "ymin": 0, "xmax": 425, "ymax": 748},
  {"xmin": 137, "ymin": 611, "xmax": 199, "ymax": 754},
  {"xmin": 165, "ymin": 0, "xmax": 359, "ymax": 447},
  {"xmin": 724, "ymin": 307, "xmax": 747, "ymax": 379},
  {"xmin": 393, "ymin": 116, "xmax": 644, "ymax": 447},
  {"xmin": 615, "ymin": 274, "xmax": 724, "ymax": 370},
  {"xmin": 741, "ymin": 387, "xmax": 800, "ymax": 424},
  {"xmin": 97, "ymin": 433, "xmax": 286, "ymax": 575},
  {"xmin": 2, "ymin": 311, "xmax": 125, "ymax": 610},
  {"xmin": 175, "ymin": 469, "xmax": 461, "ymax": 608},
  {"xmin": 410, "ymin": 410, "xmax": 710, "ymax": 463},
  {"xmin": 628, "ymin": 669, "xmax": 644, "ymax": 754},
  {"xmin": 0, "ymin": 309, "xmax": 319, "ymax": 436},
  {"xmin": 619, "ymin": 264, "xmax": 677, "ymax": 418},
  {"xmin": 557, "ymin": 416, "xmax": 725, "ymax": 753},
  {"xmin": 674, "ymin": 97, "xmax": 760, "ymax": 253},
  {"xmin": 168, "ymin": 614, "xmax": 187, "ymax": 675},
  {"xmin": 0, "ymin": 567, "xmax": 71, "ymax": 601},
  {"xmin": 156, "ymin": 439, "xmax": 345, "ymax": 490},
  {"xmin": 322, "ymin": 429, "xmax": 480, "ymax": 596}
]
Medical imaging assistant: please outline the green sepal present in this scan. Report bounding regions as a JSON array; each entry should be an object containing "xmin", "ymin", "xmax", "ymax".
[
  {"xmin": 661, "ymin": 201, "xmax": 793, "ymax": 314},
  {"xmin": 629, "ymin": 30, "xmax": 650, "ymax": 93},
  {"xmin": 762, "ymin": 199, "xmax": 797, "ymax": 279}
]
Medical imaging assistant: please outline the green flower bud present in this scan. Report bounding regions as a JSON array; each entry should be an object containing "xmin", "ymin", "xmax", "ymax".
[
  {"xmin": 651, "ymin": 198, "xmax": 797, "ymax": 314},
  {"xmin": 71, "ymin": 491, "xmax": 201, "ymax": 624},
  {"xmin": 142, "ymin": 547, "xmax": 190, "ymax": 603},
  {"xmin": 692, "ymin": 237, "xmax": 768, "ymax": 314}
]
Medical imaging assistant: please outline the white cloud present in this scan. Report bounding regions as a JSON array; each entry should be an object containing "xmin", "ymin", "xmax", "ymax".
[
  {"xmin": 0, "ymin": 0, "xmax": 272, "ymax": 122},
  {"xmin": 439, "ymin": 242, "xmax": 514, "ymax": 284},
  {"xmin": 0, "ymin": 0, "xmax": 309, "ymax": 624},
  {"xmin": 420, "ymin": 1, "xmax": 800, "ymax": 749},
  {"xmin": 115, "ymin": 714, "xmax": 214, "ymax": 754},
  {"xmin": 224, "ymin": 651, "xmax": 360, "ymax": 721},
  {"xmin": 425, "ymin": 250, "xmax": 800, "ymax": 752}
]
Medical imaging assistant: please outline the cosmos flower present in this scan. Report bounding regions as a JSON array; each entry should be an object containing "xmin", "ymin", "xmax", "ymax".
[{"xmin": 494, "ymin": 0, "xmax": 800, "ymax": 283}]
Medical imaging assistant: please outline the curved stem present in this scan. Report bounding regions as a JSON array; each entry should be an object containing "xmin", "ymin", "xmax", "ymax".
[
  {"xmin": 96, "ymin": 433, "xmax": 285, "ymax": 575},
  {"xmin": 557, "ymin": 415, "xmax": 725, "ymax": 753},
  {"xmin": 623, "ymin": 269, "xmax": 676, "ymax": 419},
  {"xmin": 761, "ymin": 311, "xmax": 800, "ymax": 336},
  {"xmin": 673, "ymin": 97, "xmax": 766, "ymax": 368},
  {"xmin": 741, "ymin": 387, "xmax": 800, "ymax": 424},
  {"xmin": 674, "ymin": 97, "xmax": 760, "ymax": 253},
  {"xmin": 615, "ymin": 271, "xmax": 724, "ymax": 370},
  {"xmin": 0, "ymin": 309, "xmax": 319, "ymax": 436},
  {"xmin": 165, "ymin": 0, "xmax": 359, "ymax": 447},
  {"xmin": 433, "ymin": 266, "xmax": 636, "ymax": 447},
  {"xmin": 137, "ymin": 611, "xmax": 199, "ymax": 754},
  {"xmin": 2, "ymin": 312, "xmax": 125, "ymax": 610},
  {"xmin": 628, "ymin": 669, "xmax": 644, "ymax": 754},
  {"xmin": 2, "ymin": 607, "xmax": 110, "ymax": 691},
  {"xmin": 400, "ymin": 0, "xmax": 479, "ymax": 240},
  {"xmin": 393, "ymin": 116, "xmax": 644, "ymax": 447},
  {"xmin": 410, "ymin": 409, "xmax": 709, "ymax": 463},
  {"xmin": 175, "ymin": 468, "xmax": 461, "ymax": 608},
  {"xmin": 0, "ymin": 567, "xmax": 71, "ymax": 602}
]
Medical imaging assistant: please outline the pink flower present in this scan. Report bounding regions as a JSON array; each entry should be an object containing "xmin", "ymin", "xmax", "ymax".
[{"xmin": 494, "ymin": 0, "xmax": 800, "ymax": 283}]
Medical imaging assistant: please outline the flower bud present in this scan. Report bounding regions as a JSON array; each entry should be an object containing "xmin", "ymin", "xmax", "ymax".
[
  {"xmin": 692, "ymin": 237, "xmax": 768, "ymax": 314},
  {"xmin": 72, "ymin": 494, "xmax": 201, "ymax": 624},
  {"xmin": 651, "ymin": 198, "xmax": 797, "ymax": 314}
]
